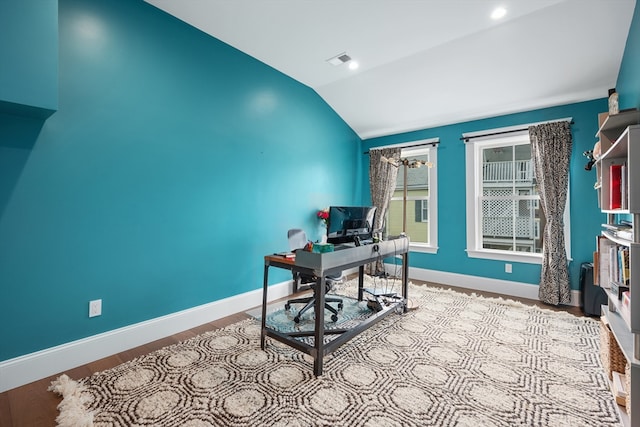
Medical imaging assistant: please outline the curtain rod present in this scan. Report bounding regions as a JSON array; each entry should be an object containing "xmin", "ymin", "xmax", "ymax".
[
  {"xmin": 363, "ymin": 139, "xmax": 439, "ymax": 155},
  {"xmin": 460, "ymin": 118, "xmax": 573, "ymax": 142}
]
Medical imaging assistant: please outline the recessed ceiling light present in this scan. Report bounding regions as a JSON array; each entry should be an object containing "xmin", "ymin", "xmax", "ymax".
[
  {"xmin": 348, "ymin": 61, "xmax": 359, "ymax": 70},
  {"xmin": 491, "ymin": 6, "xmax": 507, "ymax": 20}
]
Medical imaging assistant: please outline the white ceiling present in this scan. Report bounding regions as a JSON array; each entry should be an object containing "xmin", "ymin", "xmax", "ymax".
[{"xmin": 145, "ymin": 0, "xmax": 636, "ymax": 139}]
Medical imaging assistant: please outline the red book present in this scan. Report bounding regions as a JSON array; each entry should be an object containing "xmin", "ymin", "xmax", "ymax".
[{"xmin": 610, "ymin": 164, "xmax": 622, "ymax": 210}]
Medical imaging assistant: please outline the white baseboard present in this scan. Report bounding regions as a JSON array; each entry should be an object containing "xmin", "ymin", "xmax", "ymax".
[
  {"xmin": 394, "ymin": 266, "xmax": 580, "ymax": 307},
  {"xmin": 1, "ymin": 267, "xmax": 581, "ymax": 393},
  {"xmin": 0, "ymin": 280, "xmax": 292, "ymax": 393}
]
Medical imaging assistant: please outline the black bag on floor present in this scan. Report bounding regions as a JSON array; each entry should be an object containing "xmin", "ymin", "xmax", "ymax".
[{"xmin": 580, "ymin": 262, "xmax": 608, "ymax": 316}]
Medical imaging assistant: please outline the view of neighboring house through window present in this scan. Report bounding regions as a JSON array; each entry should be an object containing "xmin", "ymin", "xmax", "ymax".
[
  {"xmin": 481, "ymin": 141, "xmax": 542, "ymax": 253},
  {"xmin": 385, "ymin": 145, "xmax": 438, "ymax": 253},
  {"xmin": 465, "ymin": 131, "xmax": 569, "ymax": 263}
]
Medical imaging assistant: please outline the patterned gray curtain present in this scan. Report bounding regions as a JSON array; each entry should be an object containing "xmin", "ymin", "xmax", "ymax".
[
  {"xmin": 368, "ymin": 147, "xmax": 401, "ymax": 275},
  {"xmin": 529, "ymin": 121, "xmax": 572, "ymax": 305},
  {"xmin": 369, "ymin": 147, "xmax": 401, "ymax": 234}
]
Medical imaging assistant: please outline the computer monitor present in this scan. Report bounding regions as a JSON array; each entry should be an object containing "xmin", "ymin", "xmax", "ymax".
[{"xmin": 326, "ymin": 206, "xmax": 377, "ymax": 244}]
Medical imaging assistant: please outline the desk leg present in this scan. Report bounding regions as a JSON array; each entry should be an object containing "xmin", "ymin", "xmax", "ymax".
[
  {"xmin": 292, "ymin": 272, "xmax": 300, "ymax": 294},
  {"xmin": 357, "ymin": 265, "xmax": 365, "ymax": 301},
  {"xmin": 261, "ymin": 263, "xmax": 270, "ymax": 350},
  {"xmin": 402, "ymin": 252, "xmax": 409, "ymax": 313},
  {"xmin": 313, "ymin": 275, "xmax": 325, "ymax": 376}
]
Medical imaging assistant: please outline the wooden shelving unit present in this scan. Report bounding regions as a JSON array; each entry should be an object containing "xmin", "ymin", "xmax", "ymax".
[{"xmin": 595, "ymin": 117, "xmax": 640, "ymax": 427}]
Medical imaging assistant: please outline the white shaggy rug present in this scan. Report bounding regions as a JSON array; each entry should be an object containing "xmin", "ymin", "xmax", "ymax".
[{"xmin": 49, "ymin": 279, "xmax": 620, "ymax": 426}]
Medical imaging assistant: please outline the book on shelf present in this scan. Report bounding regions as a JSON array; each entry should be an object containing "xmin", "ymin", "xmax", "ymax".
[
  {"xmin": 609, "ymin": 245, "xmax": 619, "ymax": 284},
  {"xmin": 601, "ymin": 223, "xmax": 634, "ymax": 241},
  {"xmin": 601, "ymin": 222, "xmax": 632, "ymax": 231},
  {"xmin": 609, "ymin": 164, "xmax": 623, "ymax": 210},
  {"xmin": 593, "ymin": 250, "xmax": 600, "ymax": 285},
  {"xmin": 596, "ymin": 236, "xmax": 611, "ymax": 288},
  {"xmin": 621, "ymin": 163, "xmax": 627, "ymax": 210},
  {"xmin": 612, "ymin": 371, "xmax": 628, "ymax": 406},
  {"xmin": 604, "ymin": 244, "xmax": 630, "ymax": 294},
  {"xmin": 622, "ymin": 291, "xmax": 630, "ymax": 308},
  {"xmin": 619, "ymin": 298, "xmax": 631, "ymax": 326},
  {"xmin": 274, "ymin": 252, "xmax": 295, "ymax": 259},
  {"xmin": 616, "ymin": 229, "xmax": 634, "ymax": 240},
  {"xmin": 611, "ymin": 281, "xmax": 629, "ymax": 300},
  {"xmin": 611, "ymin": 280, "xmax": 618, "ymax": 297},
  {"xmin": 620, "ymin": 247, "xmax": 630, "ymax": 286}
]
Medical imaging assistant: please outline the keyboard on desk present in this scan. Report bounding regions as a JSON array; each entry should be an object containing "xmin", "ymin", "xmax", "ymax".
[
  {"xmin": 335, "ymin": 240, "xmax": 373, "ymax": 250},
  {"xmin": 334, "ymin": 244, "xmax": 355, "ymax": 250}
]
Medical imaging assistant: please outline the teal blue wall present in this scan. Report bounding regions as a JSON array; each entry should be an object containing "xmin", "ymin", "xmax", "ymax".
[
  {"xmin": 363, "ymin": 99, "xmax": 607, "ymax": 292},
  {"xmin": 617, "ymin": 0, "xmax": 640, "ymax": 110},
  {"xmin": 0, "ymin": 0, "xmax": 361, "ymax": 361},
  {"xmin": 0, "ymin": 0, "xmax": 58, "ymax": 117}
]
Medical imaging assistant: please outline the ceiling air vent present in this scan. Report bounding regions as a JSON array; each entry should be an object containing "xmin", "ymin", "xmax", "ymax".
[{"xmin": 326, "ymin": 52, "xmax": 352, "ymax": 66}]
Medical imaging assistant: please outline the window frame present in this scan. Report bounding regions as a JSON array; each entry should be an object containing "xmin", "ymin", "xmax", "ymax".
[
  {"xmin": 387, "ymin": 144, "xmax": 438, "ymax": 254},
  {"xmin": 464, "ymin": 131, "xmax": 571, "ymax": 264}
]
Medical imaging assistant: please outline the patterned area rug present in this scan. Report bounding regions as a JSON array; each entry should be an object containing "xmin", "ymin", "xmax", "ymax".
[{"xmin": 49, "ymin": 279, "xmax": 621, "ymax": 427}]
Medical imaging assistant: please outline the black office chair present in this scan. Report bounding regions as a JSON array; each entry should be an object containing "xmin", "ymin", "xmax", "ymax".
[{"xmin": 284, "ymin": 229, "xmax": 343, "ymax": 323}]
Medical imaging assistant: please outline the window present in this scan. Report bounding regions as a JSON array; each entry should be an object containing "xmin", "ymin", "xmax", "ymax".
[
  {"xmin": 385, "ymin": 145, "xmax": 438, "ymax": 253},
  {"xmin": 416, "ymin": 200, "xmax": 428, "ymax": 222},
  {"xmin": 465, "ymin": 132, "xmax": 570, "ymax": 263}
]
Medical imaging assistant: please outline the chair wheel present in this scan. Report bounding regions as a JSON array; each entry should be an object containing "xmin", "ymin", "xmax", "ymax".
[
  {"xmin": 331, "ymin": 314, "xmax": 338, "ymax": 322},
  {"xmin": 338, "ymin": 303, "xmax": 344, "ymax": 310},
  {"xmin": 284, "ymin": 303, "xmax": 290, "ymax": 310},
  {"xmin": 294, "ymin": 316, "xmax": 301, "ymax": 323}
]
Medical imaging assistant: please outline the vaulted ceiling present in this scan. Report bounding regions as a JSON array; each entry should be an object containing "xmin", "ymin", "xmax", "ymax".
[{"xmin": 145, "ymin": 0, "xmax": 636, "ymax": 139}]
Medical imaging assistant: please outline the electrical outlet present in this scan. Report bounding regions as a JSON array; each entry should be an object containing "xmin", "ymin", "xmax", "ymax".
[
  {"xmin": 505, "ymin": 263, "xmax": 512, "ymax": 273},
  {"xmin": 89, "ymin": 299, "xmax": 102, "ymax": 317}
]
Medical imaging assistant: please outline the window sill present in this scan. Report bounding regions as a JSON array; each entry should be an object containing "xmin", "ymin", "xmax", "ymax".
[
  {"xmin": 410, "ymin": 244, "xmax": 438, "ymax": 254},
  {"xmin": 466, "ymin": 249, "xmax": 542, "ymax": 264}
]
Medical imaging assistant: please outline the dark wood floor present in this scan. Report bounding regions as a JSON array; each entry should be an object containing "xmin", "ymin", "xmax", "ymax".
[{"xmin": 0, "ymin": 279, "xmax": 586, "ymax": 427}]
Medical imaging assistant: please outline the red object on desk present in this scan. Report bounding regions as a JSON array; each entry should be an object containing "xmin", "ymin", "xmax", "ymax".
[{"xmin": 609, "ymin": 164, "xmax": 622, "ymax": 210}]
